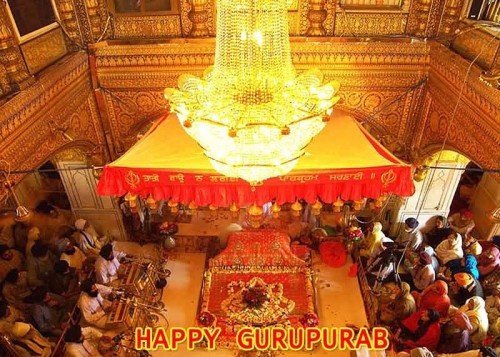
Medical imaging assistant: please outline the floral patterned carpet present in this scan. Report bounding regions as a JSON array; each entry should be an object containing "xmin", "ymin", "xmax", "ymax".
[{"xmin": 197, "ymin": 230, "xmax": 317, "ymax": 347}]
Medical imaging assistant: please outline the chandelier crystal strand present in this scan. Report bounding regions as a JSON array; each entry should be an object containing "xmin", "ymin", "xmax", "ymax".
[{"xmin": 164, "ymin": 0, "xmax": 340, "ymax": 183}]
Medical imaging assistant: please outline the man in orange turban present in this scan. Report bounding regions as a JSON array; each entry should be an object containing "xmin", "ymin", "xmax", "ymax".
[{"xmin": 451, "ymin": 272, "xmax": 484, "ymax": 306}]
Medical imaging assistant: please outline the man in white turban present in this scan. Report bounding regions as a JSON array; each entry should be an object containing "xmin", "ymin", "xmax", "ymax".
[{"xmin": 74, "ymin": 219, "xmax": 106, "ymax": 256}]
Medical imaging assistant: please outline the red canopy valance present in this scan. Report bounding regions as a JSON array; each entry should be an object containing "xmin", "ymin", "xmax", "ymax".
[{"xmin": 97, "ymin": 111, "xmax": 414, "ymax": 206}]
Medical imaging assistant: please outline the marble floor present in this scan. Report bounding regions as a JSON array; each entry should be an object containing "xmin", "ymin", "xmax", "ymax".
[{"xmin": 115, "ymin": 242, "xmax": 374, "ymax": 356}]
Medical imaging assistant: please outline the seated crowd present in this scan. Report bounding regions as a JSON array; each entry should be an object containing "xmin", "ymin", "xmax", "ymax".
[
  {"xmin": 0, "ymin": 214, "xmax": 130, "ymax": 357},
  {"xmin": 360, "ymin": 209, "xmax": 499, "ymax": 357}
]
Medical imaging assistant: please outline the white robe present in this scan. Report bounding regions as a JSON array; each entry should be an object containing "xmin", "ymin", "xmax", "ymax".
[
  {"xmin": 64, "ymin": 327, "xmax": 102, "ymax": 357},
  {"xmin": 76, "ymin": 229, "xmax": 102, "ymax": 256},
  {"xmin": 94, "ymin": 251, "xmax": 126, "ymax": 285},
  {"xmin": 78, "ymin": 285, "xmax": 112, "ymax": 329},
  {"xmin": 435, "ymin": 235, "xmax": 464, "ymax": 265}
]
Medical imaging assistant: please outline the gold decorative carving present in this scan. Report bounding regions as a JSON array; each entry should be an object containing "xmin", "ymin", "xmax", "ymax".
[
  {"xmin": 101, "ymin": 90, "xmax": 167, "ymax": 154},
  {"xmin": 0, "ymin": 2, "xmax": 33, "ymax": 89},
  {"xmin": 0, "ymin": 62, "xmax": 10, "ymax": 96},
  {"xmin": 85, "ymin": 0, "xmax": 103, "ymax": 39},
  {"xmin": 53, "ymin": 0, "xmax": 81, "ymax": 44},
  {"xmin": 438, "ymin": 0, "xmax": 464, "ymax": 37},
  {"xmin": 0, "ymin": 53, "xmax": 89, "ymax": 142},
  {"xmin": 299, "ymin": 0, "xmax": 335, "ymax": 36},
  {"xmin": 306, "ymin": 0, "xmax": 327, "ymax": 36},
  {"xmin": 334, "ymin": 12, "xmax": 407, "ymax": 36},
  {"xmin": 406, "ymin": 0, "xmax": 445, "ymax": 38},
  {"xmin": 187, "ymin": 0, "xmax": 210, "ymax": 37},
  {"xmin": 0, "ymin": 52, "xmax": 107, "ymax": 184},
  {"xmin": 451, "ymin": 27, "xmax": 499, "ymax": 71},
  {"xmin": 180, "ymin": 0, "xmax": 215, "ymax": 37},
  {"xmin": 21, "ymin": 28, "xmax": 68, "ymax": 74},
  {"xmin": 411, "ymin": 42, "xmax": 500, "ymax": 170},
  {"xmin": 113, "ymin": 15, "xmax": 182, "ymax": 38},
  {"xmin": 72, "ymin": 0, "xmax": 95, "ymax": 45}
]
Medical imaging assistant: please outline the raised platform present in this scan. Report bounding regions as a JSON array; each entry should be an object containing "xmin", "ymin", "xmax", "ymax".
[{"xmin": 197, "ymin": 230, "xmax": 317, "ymax": 347}]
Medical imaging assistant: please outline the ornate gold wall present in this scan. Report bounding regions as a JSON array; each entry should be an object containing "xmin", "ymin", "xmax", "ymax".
[
  {"xmin": 412, "ymin": 42, "xmax": 500, "ymax": 169},
  {"xmin": 91, "ymin": 38, "xmax": 429, "ymax": 159},
  {"xmin": 0, "ymin": 52, "xmax": 108, "ymax": 185},
  {"xmin": 0, "ymin": 0, "xmax": 498, "ymax": 199}
]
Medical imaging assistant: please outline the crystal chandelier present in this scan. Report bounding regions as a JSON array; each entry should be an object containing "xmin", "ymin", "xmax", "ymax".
[{"xmin": 164, "ymin": 0, "xmax": 340, "ymax": 183}]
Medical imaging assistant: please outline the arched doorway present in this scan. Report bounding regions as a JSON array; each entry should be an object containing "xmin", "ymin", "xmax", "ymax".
[
  {"xmin": 387, "ymin": 150, "xmax": 471, "ymax": 236},
  {"xmin": 388, "ymin": 149, "xmax": 498, "ymax": 240},
  {"xmin": 50, "ymin": 147, "xmax": 127, "ymax": 241}
]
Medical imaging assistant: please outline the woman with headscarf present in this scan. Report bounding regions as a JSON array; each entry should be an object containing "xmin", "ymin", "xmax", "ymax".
[
  {"xmin": 477, "ymin": 245, "xmax": 499, "ymax": 277},
  {"xmin": 463, "ymin": 233, "xmax": 482, "ymax": 256},
  {"xmin": 435, "ymin": 229, "xmax": 464, "ymax": 265},
  {"xmin": 448, "ymin": 254, "xmax": 480, "ymax": 280},
  {"xmin": 396, "ymin": 309, "xmax": 441, "ymax": 352},
  {"xmin": 412, "ymin": 252, "xmax": 436, "ymax": 291},
  {"xmin": 413, "ymin": 280, "xmax": 451, "ymax": 318},
  {"xmin": 459, "ymin": 296, "xmax": 489, "ymax": 348},
  {"xmin": 360, "ymin": 222, "xmax": 385, "ymax": 258},
  {"xmin": 380, "ymin": 282, "xmax": 416, "ymax": 324},
  {"xmin": 438, "ymin": 310, "xmax": 471, "ymax": 353},
  {"xmin": 448, "ymin": 209, "xmax": 475, "ymax": 236}
]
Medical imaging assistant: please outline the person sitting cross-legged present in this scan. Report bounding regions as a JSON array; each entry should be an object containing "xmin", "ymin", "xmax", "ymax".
[
  {"xmin": 435, "ymin": 229, "xmax": 464, "ymax": 266},
  {"xmin": 94, "ymin": 243, "xmax": 127, "ymax": 285},
  {"xmin": 457, "ymin": 296, "xmax": 489, "ymax": 349},
  {"xmin": 0, "ymin": 300, "xmax": 52, "ymax": 357},
  {"xmin": 450, "ymin": 272, "xmax": 483, "ymax": 307},
  {"xmin": 2, "ymin": 268, "xmax": 32, "ymax": 311},
  {"xmin": 412, "ymin": 280, "xmax": 451, "ymax": 318},
  {"xmin": 60, "ymin": 240, "xmax": 87, "ymax": 271},
  {"xmin": 24, "ymin": 285, "xmax": 66, "ymax": 337},
  {"xmin": 48, "ymin": 260, "xmax": 80, "ymax": 303},
  {"xmin": 64, "ymin": 324, "xmax": 103, "ymax": 357},
  {"xmin": 74, "ymin": 219, "xmax": 107, "ymax": 257},
  {"xmin": 78, "ymin": 279, "xmax": 112, "ymax": 330},
  {"xmin": 437, "ymin": 310, "xmax": 471, "ymax": 354},
  {"xmin": 379, "ymin": 281, "xmax": 416, "ymax": 325},
  {"xmin": 27, "ymin": 241, "xmax": 57, "ymax": 288},
  {"xmin": 0, "ymin": 244, "xmax": 25, "ymax": 282},
  {"xmin": 395, "ymin": 309, "xmax": 441, "ymax": 352}
]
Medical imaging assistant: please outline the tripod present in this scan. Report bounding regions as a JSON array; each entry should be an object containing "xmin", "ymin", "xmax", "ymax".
[{"xmin": 368, "ymin": 247, "xmax": 401, "ymax": 292}]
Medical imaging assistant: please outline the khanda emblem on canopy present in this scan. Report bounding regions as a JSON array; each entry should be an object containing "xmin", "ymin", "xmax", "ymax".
[
  {"xmin": 125, "ymin": 170, "xmax": 141, "ymax": 189},
  {"xmin": 381, "ymin": 169, "xmax": 397, "ymax": 187}
]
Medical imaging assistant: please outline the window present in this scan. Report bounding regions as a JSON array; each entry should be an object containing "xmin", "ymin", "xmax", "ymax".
[
  {"xmin": 112, "ymin": 0, "xmax": 177, "ymax": 15},
  {"xmin": 7, "ymin": 0, "xmax": 56, "ymax": 37},
  {"xmin": 467, "ymin": 0, "xmax": 500, "ymax": 22}
]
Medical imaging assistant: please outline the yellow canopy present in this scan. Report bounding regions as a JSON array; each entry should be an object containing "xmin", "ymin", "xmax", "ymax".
[{"xmin": 98, "ymin": 110, "xmax": 414, "ymax": 205}]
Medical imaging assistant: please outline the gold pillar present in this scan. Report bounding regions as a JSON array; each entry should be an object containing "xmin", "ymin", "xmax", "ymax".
[
  {"xmin": 438, "ymin": 0, "xmax": 465, "ymax": 37},
  {"xmin": 85, "ymin": 0, "xmax": 103, "ymax": 40},
  {"xmin": 54, "ymin": 0, "xmax": 82, "ymax": 46},
  {"xmin": 406, "ymin": 0, "xmax": 446, "ymax": 38},
  {"xmin": 188, "ymin": 0, "xmax": 209, "ymax": 37},
  {"xmin": 306, "ymin": 0, "xmax": 327, "ymax": 36},
  {"xmin": 0, "ymin": 63, "xmax": 10, "ymax": 96},
  {"xmin": 0, "ymin": 3, "xmax": 33, "ymax": 89}
]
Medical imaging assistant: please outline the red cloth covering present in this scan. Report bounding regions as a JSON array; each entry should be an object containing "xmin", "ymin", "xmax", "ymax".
[
  {"xmin": 97, "ymin": 165, "xmax": 414, "ymax": 206},
  {"xmin": 319, "ymin": 241, "xmax": 347, "ymax": 267},
  {"xmin": 416, "ymin": 280, "xmax": 451, "ymax": 318},
  {"xmin": 209, "ymin": 230, "xmax": 306, "ymax": 267},
  {"xmin": 96, "ymin": 112, "xmax": 414, "ymax": 205},
  {"xmin": 401, "ymin": 310, "xmax": 441, "ymax": 351}
]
